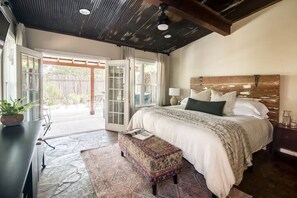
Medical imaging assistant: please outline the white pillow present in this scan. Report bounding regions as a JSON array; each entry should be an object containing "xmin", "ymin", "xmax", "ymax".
[
  {"xmin": 190, "ymin": 89, "xmax": 199, "ymax": 97},
  {"xmin": 234, "ymin": 106, "xmax": 268, "ymax": 119},
  {"xmin": 190, "ymin": 89, "xmax": 211, "ymax": 101},
  {"xmin": 211, "ymin": 90, "xmax": 237, "ymax": 116},
  {"xmin": 235, "ymin": 98, "xmax": 269, "ymax": 117},
  {"xmin": 180, "ymin": 97, "xmax": 189, "ymax": 106}
]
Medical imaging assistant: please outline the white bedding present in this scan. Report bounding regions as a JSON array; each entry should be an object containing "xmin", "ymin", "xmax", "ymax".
[{"xmin": 128, "ymin": 105, "xmax": 273, "ymax": 198}]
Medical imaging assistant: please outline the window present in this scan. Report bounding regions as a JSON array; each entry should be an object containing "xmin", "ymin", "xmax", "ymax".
[
  {"xmin": 3, "ymin": 33, "xmax": 16, "ymax": 100},
  {"xmin": 135, "ymin": 59, "xmax": 158, "ymax": 106}
]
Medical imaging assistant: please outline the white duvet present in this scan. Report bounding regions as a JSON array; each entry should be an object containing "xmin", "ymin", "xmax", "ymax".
[{"xmin": 128, "ymin": 105, "xmax": 273, "ymax": 197}]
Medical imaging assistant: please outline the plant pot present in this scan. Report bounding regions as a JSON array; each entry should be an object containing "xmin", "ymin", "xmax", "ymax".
[{"xmin": 1, "ymin": 114, "xmax": 24, "ymax": 126}]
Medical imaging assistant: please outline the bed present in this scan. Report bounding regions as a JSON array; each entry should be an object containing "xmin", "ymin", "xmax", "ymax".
[{"xmin": 128, "ymin": 75, "xmax": 280, "ymax": 197}]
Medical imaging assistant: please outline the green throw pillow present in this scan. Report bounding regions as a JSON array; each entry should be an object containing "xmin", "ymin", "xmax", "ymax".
[{"xmin": 185, "ymin": 98, "xmax": 226, "ymax": 116}]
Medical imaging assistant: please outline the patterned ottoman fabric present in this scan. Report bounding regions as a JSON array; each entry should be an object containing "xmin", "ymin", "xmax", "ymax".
[{"xmin": 118, "ymin": 133, "xmax": 183, "ymax": 184}]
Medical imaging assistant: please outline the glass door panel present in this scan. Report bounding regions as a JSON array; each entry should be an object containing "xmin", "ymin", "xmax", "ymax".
[
  {"xmin": 105, "ymin": 60, "xmax": 129, "ymax": 131},
  {"xmin": 22, "ymin": 54, "xmax": 28, "ymax": 72},
  {"xmin": 22, "ymin": 56, "xmax": 41, "ymax": 121},
  {"xmin": 17, "ymin": 45, "xmax": 43, "ymax": 121}
]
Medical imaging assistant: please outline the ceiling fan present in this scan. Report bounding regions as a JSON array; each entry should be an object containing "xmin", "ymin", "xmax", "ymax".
[{"xmin": 157, "ymin": 3, "xmax": 169, "ymax": 31}]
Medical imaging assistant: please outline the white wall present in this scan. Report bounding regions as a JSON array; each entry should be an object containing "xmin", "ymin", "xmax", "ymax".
[
  {"xmin": 26, "ymin": 28, "xmax": 120, "ymax": 59},
  {"xmin": 170, "ymin": 0, "xmax": 297, "ymax": 119},
  {"xmin": 26, "ymin": 28, "xmax": 156, "ymax": 60}
]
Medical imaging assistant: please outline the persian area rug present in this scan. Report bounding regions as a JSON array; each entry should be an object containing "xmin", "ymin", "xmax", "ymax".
[{"xmin": 81, "ymin": 144, "xmax": 252, "ymax": 198}]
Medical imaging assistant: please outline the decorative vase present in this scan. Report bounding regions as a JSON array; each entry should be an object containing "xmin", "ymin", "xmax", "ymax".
[
  {"xmin": 1, "ymin": 114, "xmax": 24, "ymax": 126},
  {"xmin": 282, "ymin": 110, "xmax": 291, "ymax": 127}
]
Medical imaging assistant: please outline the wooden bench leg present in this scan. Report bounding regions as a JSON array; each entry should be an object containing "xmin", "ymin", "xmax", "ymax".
[
  {"xmin": 152, "ymin": 184, "xmax": 157, "ymax": 195},
  {"xmin": 121, "ymin": 151, "xmax": 124, "ymax": 157},
  {"xmin": 173, "ymin": 174, "xmax": 178, "ymax": 184}
]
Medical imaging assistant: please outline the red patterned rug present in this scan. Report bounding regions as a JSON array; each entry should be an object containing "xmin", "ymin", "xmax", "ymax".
[{"xmin": 81, "ymin": 144, "xmax": 252, "ymax": 198}]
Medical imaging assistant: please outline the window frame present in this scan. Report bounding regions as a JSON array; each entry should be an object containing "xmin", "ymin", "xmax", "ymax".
[{"xmin": 135, "ymin": 58, "xmax": 158, "ymax": 107}]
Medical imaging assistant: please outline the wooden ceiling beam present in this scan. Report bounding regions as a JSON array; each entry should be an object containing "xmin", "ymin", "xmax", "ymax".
[{"xmin": 145, "ymin": 0, "xmax": 231, "ymax": 36}]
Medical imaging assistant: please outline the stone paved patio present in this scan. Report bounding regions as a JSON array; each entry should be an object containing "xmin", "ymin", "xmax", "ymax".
[
  {"xmin": 44, "ymin": 104, "xmax": 105, "ymax": 139},
  {"xmin": 38, "ymin": 130, "xmax": 118, "ymax": 198}
]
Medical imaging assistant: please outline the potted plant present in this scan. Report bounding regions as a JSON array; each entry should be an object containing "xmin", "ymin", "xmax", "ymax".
[{"xmin": 0, "ymin": 98, "xmax": 34, "ymax": 126}]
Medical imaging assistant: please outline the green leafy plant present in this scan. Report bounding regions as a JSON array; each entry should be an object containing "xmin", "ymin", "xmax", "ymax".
[{"xmin": 0, "ymin": 98, "xmax": 34, "ymax": 115}]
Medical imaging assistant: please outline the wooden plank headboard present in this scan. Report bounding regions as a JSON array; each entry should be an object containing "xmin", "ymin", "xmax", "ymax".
[{"xmin": 190, "ymin": 75, "xmax": 280, "ymax": 124}]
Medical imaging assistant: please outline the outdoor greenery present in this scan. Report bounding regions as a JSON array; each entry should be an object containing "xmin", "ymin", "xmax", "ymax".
[
  {"xmin": 43, "ymin": 65, "xmax": 105, "ymax": 106},
  {"xmin": 44, "ymin": 65, "xmax": 90, "ymax": 76},
  {"xmin": 0, "ymin": 98, "xmax": 34, "ymax": 115},
  {"xmin": 44, "ymin": 83, "xmax": 60, "ymax": 106}
]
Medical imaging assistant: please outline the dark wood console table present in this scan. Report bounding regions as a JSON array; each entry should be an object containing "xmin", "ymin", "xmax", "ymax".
[{"xmin": 0, "ymin": 120, "xmax": 43, "ymax": 198}]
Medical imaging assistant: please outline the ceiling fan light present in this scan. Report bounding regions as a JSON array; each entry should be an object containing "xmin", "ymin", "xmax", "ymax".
[
  {"xmin": 79, "ymin": 8, "xmax": 90, "ymax": 15},
  {"xmin": 158, "ymin": 23, "xmax": 168, "ymax": 31}
]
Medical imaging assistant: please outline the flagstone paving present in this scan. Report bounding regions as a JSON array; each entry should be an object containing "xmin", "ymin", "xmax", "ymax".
[{"xmin": 38, "ymin": 130, "xmax": 118, "ymax": 198}]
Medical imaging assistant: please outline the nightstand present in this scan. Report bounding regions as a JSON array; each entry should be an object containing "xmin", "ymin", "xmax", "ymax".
[{"xmin": 273, "ymin": 123, "xmax": 297, "ymax": 157}]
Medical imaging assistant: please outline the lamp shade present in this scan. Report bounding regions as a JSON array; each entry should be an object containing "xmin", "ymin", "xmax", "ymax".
[{"xmin": 169, "ymin": 88, "xmax": 180, "ymax": 96}]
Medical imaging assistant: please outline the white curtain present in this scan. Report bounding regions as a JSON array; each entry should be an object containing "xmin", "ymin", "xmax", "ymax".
[
  {"xmin": 16, "ymin": 23, "xmax": 26, "ymax": 47},
  {"xmin": 120, "ymin": 46, "xmax": 135, "ymax": 117},
  {"xmin": 157, "ymin": 53, "xmax": 170, "ymax": 106}
]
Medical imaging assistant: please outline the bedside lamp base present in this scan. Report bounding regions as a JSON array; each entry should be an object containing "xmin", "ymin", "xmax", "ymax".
[{"xmin": 170, "ymin": 96, "xmax": 178, "ymax": 105}]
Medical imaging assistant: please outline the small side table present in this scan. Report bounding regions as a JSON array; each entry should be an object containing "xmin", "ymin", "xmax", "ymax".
[{"xmin": 273, "ymin": 123, "xmax": 297, "ymax": 157}]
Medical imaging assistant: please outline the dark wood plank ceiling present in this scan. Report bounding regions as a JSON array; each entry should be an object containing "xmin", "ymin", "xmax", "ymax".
[
  {"xmin": 196, "ymin": 0, "xmax": 281, "ymax": 22},
  {"xmin": 9, "ymin": 0, "xmax": 280, "ymax": 54}
]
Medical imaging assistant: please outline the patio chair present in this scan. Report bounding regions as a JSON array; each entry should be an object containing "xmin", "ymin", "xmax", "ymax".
[{"xmin": 42, "ymin": 107, "xmax": 55, "ymax": 150}]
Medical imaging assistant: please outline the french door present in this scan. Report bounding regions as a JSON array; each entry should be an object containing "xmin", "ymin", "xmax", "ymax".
[
  {"xmin": 16, "ymin": 45, "xmax": 43, "ymax": 121},
  {"xmin": 105, "ymin": 60, "xmax": 129, "ymax": 131}
]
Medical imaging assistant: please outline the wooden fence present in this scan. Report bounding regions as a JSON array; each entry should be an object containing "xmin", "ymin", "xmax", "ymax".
[{"xmin": 44, "ymin": 73, "xmax": 105, "ymax": 105}]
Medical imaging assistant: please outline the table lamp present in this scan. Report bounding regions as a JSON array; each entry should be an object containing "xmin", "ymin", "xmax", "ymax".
[{"xmin": 169, "ymin": 88, "xmax": 180, "ymax": 105}]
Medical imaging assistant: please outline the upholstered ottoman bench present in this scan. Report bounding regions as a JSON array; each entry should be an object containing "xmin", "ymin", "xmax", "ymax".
[{"xmin": 118, "ymin": 133, "xmax": 183, "ymax": 195}]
